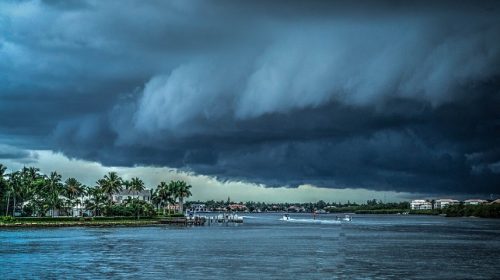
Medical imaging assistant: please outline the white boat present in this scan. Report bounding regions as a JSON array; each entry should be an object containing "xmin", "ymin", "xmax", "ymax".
[
  {"xmin": 281, "ymin": 214, "xmax": 291, "ymax": 221},
  {"xmin": 342, "ymin": 215, "xmax": 352, "ymax": 222}
]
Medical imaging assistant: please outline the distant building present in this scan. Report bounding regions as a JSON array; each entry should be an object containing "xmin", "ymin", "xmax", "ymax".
[
  {"xmin": 166, "ymin": 204, "xmax": 180, "ymax": 212},
  {"xmin": 287, "ymin": 205, "xmax": 305, "ymax": 212},
  {"xmin": 410, "ymin": 200, "xmax": 432, "ymax": 210},
  {"xmin": 190, "ymin": 203, "xmax": 208, "ymax": 212},
  {"xmin": 434, "ymin": 199, "xmax": 459, "ymax": 209},
  {"xmin": 228, "ymin": 204, "xmax": 247, "ymax": 211},
  {"xmin": 464, "ymin": 199, "xmax": 487, "ymax": 205},
  {"xmin": 112, "ymin": 190, "xmax": 151, "ymax": 204},
  {"xmin": 490, "ymin": 199, "xmax": 500, "ymax": 204}
]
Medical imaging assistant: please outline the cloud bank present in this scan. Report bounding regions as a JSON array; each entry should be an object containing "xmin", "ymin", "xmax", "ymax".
[{"xmin": 1, "ymin": 0, "xmax": 499, "ymax": 195}]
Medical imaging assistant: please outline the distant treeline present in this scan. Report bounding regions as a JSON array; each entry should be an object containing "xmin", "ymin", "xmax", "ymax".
[
  {"xmin": 442, "ymin": 204, "xmax": 500, "ymax": 218},
  {"xmin": 404, "ymin": 204, "xmax": 500, "ymax": 218},
  {"xmin": 187, "ymin": 199, "xmax": 500, "ymax": 218},
  {"xmin": 187, "ymin": 199, "xmax": 410, "ymax": 213}
]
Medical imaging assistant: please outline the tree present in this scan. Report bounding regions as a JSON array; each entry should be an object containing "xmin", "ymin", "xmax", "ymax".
[
  {"xmin": 156, "ymin": 182, "xmax": 174, "ymax": 215},
  {"xmin": 129, "ymin": 177, "xmax": 145, "ymax": 196},
  {"xmin": 19, "ymin": 167, "xmax": 42, "ymax": 214},
  {"xmin": 99, "ymin": 172, "xmax": 123, "ymax": 208},
  {"xmin": 85, "ymin": 186, "xmax": 106, "ymax": 216},
  {"xmin": 7, "ymin": 171, "xmax": 24, "ymax": 217},
  {"xmin": 64, "ymin": 178, "xmax": 84, "ymax": 216},
  {"xmin": 169, "ymin": 180, "xmax": 192, "ymax": 214},
  {"xmin": 45, "ymin": 172, "xmax": 63, "ymax": 217},
  {"xmin": 151, "ymin": 188, "xmax": 162, "ymax": 213},
  {"xmin": 0, "ymin": 164, "xmax": 11, "ymax": 216}
]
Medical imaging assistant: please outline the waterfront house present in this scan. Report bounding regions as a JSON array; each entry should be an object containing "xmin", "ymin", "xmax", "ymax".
[
  {"xmin": 410, "ymin": 199, "xmax": 432, "ymax": 210},
  {"xmin": 166, "ymin": 203, "xmax": 180, "ymax": 212},
  {"xmin": 464, "ymin": 199, "xmax": 487, "ymax": 205},
  {"xmin": 112, "ymin": 189, "xmax": 152, "ymax": 204},
  {"xmin": 288, "ymin": 205, "xmax": 306, "ymax": 212},
  {"xmin": 228, "ymin": 204, "xmax": 247, "ymax": 211},
  {"xmin": 490, "ymin": 199, "xmax": 500, "ymax": 204},
  {"xmin": 434, "ymin": 199, "xmax": 459, "ymax": 209}
]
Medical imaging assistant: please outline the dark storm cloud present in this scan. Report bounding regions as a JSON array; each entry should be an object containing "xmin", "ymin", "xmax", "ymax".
[{"xmin": 1, "ymin": 0, "xmax": 499, "ymax": 195}]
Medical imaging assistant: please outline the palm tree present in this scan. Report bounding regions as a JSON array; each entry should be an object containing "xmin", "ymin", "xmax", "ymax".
[
  {"xmin": 151, "ymin": 188, "xmax": 162, "ymax": 213},
  {"xmin": 169, "ymin": 180, "xmax": 192, "ymax": 214},
  {"xmin": 7, "ymin": 171, "xmax": 24, "ymax": 217},
  {"xmin": 19, "ymin": 167, "xmax": 41, "ymax": 213},
  {"xmin": 64, "ymin": 178, "xmax": 84, "ymax": 216},
  {"xmin": 85, "ymin": 186, "xmax": 106, "ymax": 217},
  {"xmin": 45, "ymin": 172, "xmax": 63, "ymax": 217},
  {"xmin": 0, "ymin": 164, "xmax": 11, "ymax": 216},
  {"xmin": 75, "ymin": 185, "xmax": 88, "ymax": 217},
  {"xmin": 156, "ymin": 182, "xmax": 173, "ymax": 215},
  {"xmin": 99, "ymin": 172, "xmax": 123, "ymax": 208},
  {"xmin": 129, "ymin": 177, "xmax": 145, "ymax": 196}
]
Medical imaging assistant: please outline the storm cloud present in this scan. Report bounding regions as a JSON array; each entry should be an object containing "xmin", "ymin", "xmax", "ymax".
[{"xmin": 1, "ymin": 0, "xmax": 499, "ymax": 195}]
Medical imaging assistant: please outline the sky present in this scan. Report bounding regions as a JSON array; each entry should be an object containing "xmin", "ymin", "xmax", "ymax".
[{"xmin": 1, "ymin": 0, "xmax": 499, "ymax": 202}]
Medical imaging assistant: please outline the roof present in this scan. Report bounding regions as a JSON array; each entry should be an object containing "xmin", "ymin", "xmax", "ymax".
[{"xmin": 435, "ymin": 199, "xmax": 459, "ymax": 202}]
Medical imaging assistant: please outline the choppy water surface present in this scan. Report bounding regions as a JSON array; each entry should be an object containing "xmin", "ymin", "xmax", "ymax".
[{"xmin": 1, "ymin": 214, "xmax": 499, "ymax": 279}]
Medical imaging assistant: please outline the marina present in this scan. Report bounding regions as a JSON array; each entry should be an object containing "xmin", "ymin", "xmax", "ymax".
[{"xmin": 160, "ymin": 213, "xmax": 244, "ymax": 226}]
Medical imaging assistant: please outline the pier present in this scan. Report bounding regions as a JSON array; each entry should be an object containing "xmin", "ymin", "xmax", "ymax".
[{"xmin": 160, "ymin": 213, "xmax": 244, "ymax": 226}]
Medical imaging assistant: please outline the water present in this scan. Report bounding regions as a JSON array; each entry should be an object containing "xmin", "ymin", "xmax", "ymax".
[{"xmin": 1, "ymin": 214, "xmax": 499, "ymax": 279}]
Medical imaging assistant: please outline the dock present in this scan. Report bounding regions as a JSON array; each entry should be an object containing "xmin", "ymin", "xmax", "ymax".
[{"xmin": 160, "ymin": 213, "xmax": 244, "ymax": 226}]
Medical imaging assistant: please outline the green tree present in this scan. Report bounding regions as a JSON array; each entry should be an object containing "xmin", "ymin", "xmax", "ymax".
[
  {"xmin": 156, "ymin": 181, "xmax": 174, "ymax": 215},
  {"xmin": 64, "ymin": 178, "xmax": 84, "ymax": 216},
  {"xmin": 99, "ymin": 172, "xmax": 123, "ymax": 208},
  {"xmin": 85, "ymin": 186, "xmax": 106, "ymax": 216},
  {"xmin": 129, "ymin": 177, "xmax": 145, "ymax": 195},
  {"xmin": 7, "ymin": 171, "xmax": 24, "ymax": 216},
  {"xmin": 0, "ymin": 164, "xmax": 10, "ymax": 216},
  {"xmin": 169, "ymin": 180, "xmax": 192, "ymax": 214},
  {"xmin": 45, "ymin": 172, "xmax": 63, "ymax": 217}
]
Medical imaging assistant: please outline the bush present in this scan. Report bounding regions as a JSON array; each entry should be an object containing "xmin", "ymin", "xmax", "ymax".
[
  {"xmin": 443, "ymin": 204, "xmax": 500, "ymax": 218},
  {"xmin": 0, "ymin": 216, "xmax": 16, "ymax": 223},
  {"xmin": 17, "ymin": 217, "xmax": 81, "ymax": 222}
]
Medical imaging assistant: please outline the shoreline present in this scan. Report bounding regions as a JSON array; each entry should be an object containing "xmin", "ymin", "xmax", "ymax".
[
  {"xmin": 0, "ymin": 216, "xmax": 192, "ymax": 228},
  {"xmin": 0, "ymin": 219, "xmax": 163, "ymax": 228}
]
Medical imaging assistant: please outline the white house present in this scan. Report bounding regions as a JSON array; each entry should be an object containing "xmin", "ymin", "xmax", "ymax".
[
  {"xmin": 112, "ymin": 190, "xmax": 151, "ymax": 204},
  {"xmin": 410, "ymin": 199, "xmax": 432, "ymax": 210},
  {"xmin": 464, "ymin": 199, "xmax": 487, "ymax": 205},
  {"xmin": 434, "ymin": 199, "xmax": 459, "ymax": 209}
]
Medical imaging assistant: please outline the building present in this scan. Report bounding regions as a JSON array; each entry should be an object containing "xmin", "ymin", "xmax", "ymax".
[
  {"xmin": 410, "ymin": 200, "xmax": 432, "ymax": 210},
  {"xmin": 190, "ymin": 203, "xmax": 208, "ymax": 212},
  {"xmin": 434, "ymin": 199, "xmax": 459, "ymax": 209},
  {"xmin": 166, "ymin": 204, "xmax": 180, "ymax": 212},
  {"xmin": 112, "ymin": 190, "xmax": 151, "ymax": 204},
  {"xmin": 288, "ymin": 205, "xmax": 305, "ymax": 212},
  {"xmin": 464, "ymin": 199, "xmax": 487, "ymax": 205},
  {"xmin": 490, "ymin": 199, "xmax": 500, "ymax": 204},
  {"xmin": 228, "ymin": 204, "xmax": 247, "ymax": 211}
]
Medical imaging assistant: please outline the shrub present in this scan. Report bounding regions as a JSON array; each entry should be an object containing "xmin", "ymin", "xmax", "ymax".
[{"xmin": 0, "ymin": 216, "xmax": 16, "ymax": 223}]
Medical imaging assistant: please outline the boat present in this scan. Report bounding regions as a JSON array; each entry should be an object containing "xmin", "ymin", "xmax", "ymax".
[
  {"xmin": 335, "ymin": 214, "xmax": 352, "ymax": 222},
  {"xmin": 342, "ymin": 215, "xmax": 352, "ymax": 222},
  {"xmin": 281, "ymin": 214, "xmax": 291, "ymax": 221}
]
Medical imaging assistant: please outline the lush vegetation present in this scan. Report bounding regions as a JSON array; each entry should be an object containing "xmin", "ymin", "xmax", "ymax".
[
  {"xmin": 0, "ymin": 163, "xmax": 192, "ymax": 219},
  {"xmin": 442, "ymin": 203, "xmax": 500, "ymax": 218}
]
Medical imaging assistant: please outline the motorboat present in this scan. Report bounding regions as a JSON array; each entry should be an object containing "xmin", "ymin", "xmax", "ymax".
[
  {"xmin": 281, "ymin": 214, "xmax": 291, "ymax": 221},
  {"xmin": 342, "ymin": 215, "xmax": 352, "ymax": 222}
]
